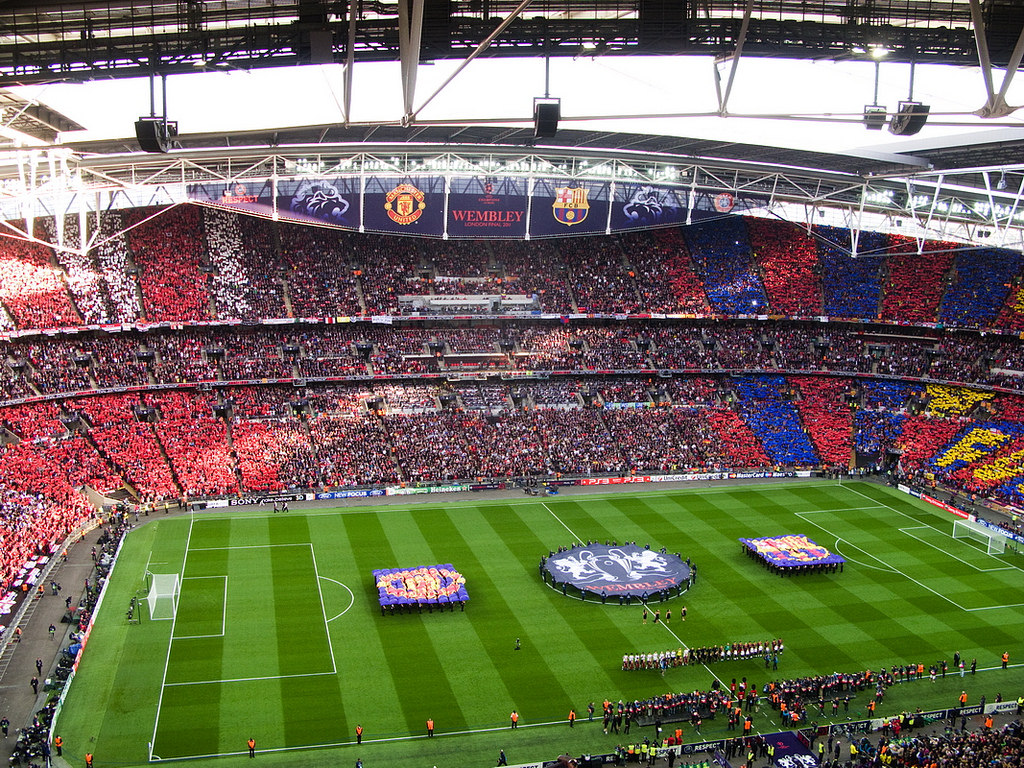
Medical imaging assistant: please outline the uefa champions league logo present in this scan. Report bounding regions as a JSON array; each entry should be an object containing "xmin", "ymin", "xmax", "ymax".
[
  {"xmin": 550, "ymin": 547, "xmax": 672, "ymax": 584},
  {"xmin": 544, "ymin": 544, "xmax": 690, "ymax": 596}
]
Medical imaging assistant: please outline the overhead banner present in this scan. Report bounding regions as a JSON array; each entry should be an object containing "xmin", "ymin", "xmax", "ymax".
[
  {"xmin": 278, "ymin": 177, "xmax": 360, "ymax": 229},
  {"xmin": 447, "ymin": 177, "xmax": 528, "ymax": 238},
  {"xmin": 188, "ymin": 179, "xmax": 275, "ymax": 218},
  {"xmin": 529, "ymin": 178, "xmax": 610, "ymax": 237},
  {"xmin": 689, "ymin": 189, "xmax": 770, "ymax": 222},
  {"xmin": 363, "ymin": 175, "xmax": 445, "ymax": 237},
  {"xmin": 188, "ymin": 176, "xmax": 762, "ymax": 238},
  {"xmin": 611, "ymin": 183, "xmax": 689, "ymax": 231}
]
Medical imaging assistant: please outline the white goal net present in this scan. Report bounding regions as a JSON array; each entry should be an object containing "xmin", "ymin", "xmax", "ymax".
[
  {"xmin": 146, "ymin": 573, "xmax": 181, "ymax": 620},
  {"xmin": 952, "ymin": 519, "xmax": 1006, "ymax": 554}
]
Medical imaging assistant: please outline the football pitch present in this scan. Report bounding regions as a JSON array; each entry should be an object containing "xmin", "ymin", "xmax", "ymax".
[{"xmin": 56, "ymin": 480, "xmax": 1024, "ymax": 767}]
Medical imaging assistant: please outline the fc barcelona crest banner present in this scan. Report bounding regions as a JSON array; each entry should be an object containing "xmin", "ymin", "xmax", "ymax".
[
  {"xmin": 363, "ymin": 176, "xmax": 445, "ymax": 236},
  {"xmin": 610, "ymin": 184, "xmax": 689, "ymax": 231},
  {"xmin": 529, "ymin": 179, "xmax": 609, "ymax": 237}
]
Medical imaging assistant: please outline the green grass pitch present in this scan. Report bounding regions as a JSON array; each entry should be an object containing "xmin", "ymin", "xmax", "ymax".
[{"xmin": 55, "ymin": 481, "xmax": 1024, "ymax": 768}]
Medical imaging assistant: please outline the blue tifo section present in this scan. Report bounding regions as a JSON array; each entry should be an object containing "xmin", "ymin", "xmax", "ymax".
[
  {"xmin": 853, "ymin": 410, "xmax": 906, "ymax": 454},
  {"xmin": 860, "ymin": 380, "xmax": 918, "ymax": 410},
  {"xmin": 928, "ymin": 420, "xmax": 1024, "ymax": 474},
  {"xmin": 815, "ymin": 225, "xmax": 887, "ymax": 318},
  {"xmin": 734, "ymin": 376, "xmax": 817, "ymax": 464},
  {"xmin": 995, "ymin": 476, "xmax": 1024, "ymax": 505},
  {"xmin": 939, "ymin": 248, "xmax": 1024, "ymax": 326},
  {"xmin": 682, "ymin": 217, "xmax": 769, "ymax": 315}
]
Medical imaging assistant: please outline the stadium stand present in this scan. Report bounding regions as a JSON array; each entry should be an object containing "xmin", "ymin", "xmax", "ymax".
[
  {"xmin": 683, "ymin": 218, "xmax": 769, "ymax": 315},
  {"xmin": 940, "ymin": 247, "xmax": 1024, "ymax": 327},
  {"xmin": 745, "ymin": 218, "xmax": 822, "ymax": 317},
  {"xmin": 6, "ymin": 211, "xmax": 1024, "ymax": 514},
  {"xmin": 815, "ymin": 225, "xmax": 887, "ymax": 319}
]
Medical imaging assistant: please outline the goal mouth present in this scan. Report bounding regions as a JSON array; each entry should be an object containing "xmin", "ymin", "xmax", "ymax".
[
  {"xmin": 952, "ymin": 519, "xmax": 1006, "ymax": 555},
  {"xmin": 146, "ymin": 573, "xmax": 181, "ymax": 621}
]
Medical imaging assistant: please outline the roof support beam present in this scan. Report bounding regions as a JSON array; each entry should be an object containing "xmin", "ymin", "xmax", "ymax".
[
  {"xmin": 712, "ymin": 0, "xmax": 754, "ymax": 116},
  {"xmin": 412, "ymin": 0, "xmax": 533, "ymax": 122},
  {"xmin": 970, "ymin": 0, "xmax": 1024, "ymax": 118},
  {"xmin": 399, "ymin": 0, "xmax": 425, "ymax": 126},
  {"xmin": 343, "ymin": 0, "xmax": 357, "ymax": 126}
]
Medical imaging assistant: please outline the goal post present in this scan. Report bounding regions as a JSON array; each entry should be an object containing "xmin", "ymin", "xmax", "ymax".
[
  {"xmin": 952, "ymin": 518, "xmax": 1006, "ymax": 554},
  {"xmin": 146, "ymin": 573, "xmax": 181, "ymax": 620}
]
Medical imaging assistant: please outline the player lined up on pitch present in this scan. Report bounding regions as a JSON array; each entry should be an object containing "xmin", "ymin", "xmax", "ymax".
[{"xmin": 623, "ymin": 640, "xmax": 786, "ymax": 671}]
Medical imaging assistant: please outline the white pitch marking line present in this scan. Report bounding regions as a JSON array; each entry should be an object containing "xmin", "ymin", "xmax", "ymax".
[
  {"xmin": 309, "ymin": 543, "xmax": 338, "ymax": 674},
  {"xmin": 897, "ymin": 527, "xmax": 1014, "ymax": 572},
  {"xmin": 810, "ymin": 488, "xmax": 1022, "ymax": 611},
  {"xmin": 189, "ymin": 543, "xmax": 311, "ymax": 551},
  {"xmin": 319, "ymin": 577, "xmax": 355, "ymax": 622},
  {"xmin": 653, "ymin": 612, "xmax": 727, "ymax": 689},
  {"xmin": 150, "ymin": 511, "xmax": 194, "ymax": 759},
  {"xmin": 164, "ymin": 671, "xmax": 336, "ymax": 687},
  {"xmin": 542, "ymin": 501, "xmax": 584, "ymax": 543},
  {"xmin": 841, "ymin": 484, "xmax": 1024, "ymax": 575}
]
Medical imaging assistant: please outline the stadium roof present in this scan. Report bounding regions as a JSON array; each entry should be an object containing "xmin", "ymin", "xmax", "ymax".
[{"xmin": 1, "ymin": 1, "xmax": 1024, "ymax": 246}]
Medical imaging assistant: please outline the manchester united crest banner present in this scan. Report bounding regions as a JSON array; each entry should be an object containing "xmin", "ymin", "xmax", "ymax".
[
  {"xmin": 363, "ymin": 176, "xmax": 445, "ymax": 236},
  {"xmin": 529, "ymin": 179, "xmax": 609, "ymax": 237}
]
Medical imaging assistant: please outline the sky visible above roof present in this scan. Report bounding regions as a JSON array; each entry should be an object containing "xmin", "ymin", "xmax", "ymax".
[{"xmin": 7, "ymin": 54, "xmax": 1024, "ymax": 162}]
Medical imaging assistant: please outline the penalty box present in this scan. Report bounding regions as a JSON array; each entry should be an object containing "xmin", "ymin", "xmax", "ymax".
[
  {"xmin": 165, "ymin": 542, "xmax": 336, "ymax": 683},
  {"xmin": 152, "ymin": 541, "xmax": 339, "ymax": 760}
]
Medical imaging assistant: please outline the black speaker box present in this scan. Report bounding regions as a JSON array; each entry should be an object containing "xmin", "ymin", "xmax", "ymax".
[
  {"xmin": 534, "ymin": 102, "xmax": 560, "ymax": 138},
  {"xmin": 889, "ymin": 102, "xmax": 930, "ymax": 136},
  {"xmin": 134, "ymin": 119, "xmax": 178, "ymax": 153}
]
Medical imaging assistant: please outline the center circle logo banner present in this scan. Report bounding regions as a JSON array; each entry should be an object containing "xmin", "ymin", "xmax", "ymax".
[{"xmin": 543, "ymin": 544, "xmax": 691, "ymax": 597}]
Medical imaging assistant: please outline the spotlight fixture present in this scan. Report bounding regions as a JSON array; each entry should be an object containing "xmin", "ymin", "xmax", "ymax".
[{"xmin": 997, "ymin": 172, "xmax": 1007, "ymax": 190}]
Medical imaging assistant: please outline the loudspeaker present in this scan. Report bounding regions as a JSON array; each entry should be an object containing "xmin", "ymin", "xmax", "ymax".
[
  {"xmin": 307, "ymin": 28, "xmax": 334, "ymax": 64},
  {"xmin": 134, "ymin": 118, "xmax": 178, "ymax": 153},
  {"xmin": 863, "ymin": 105, "xmax": 887, "ymax": 131},
  {"xmin": 534, "ymin": 101, "xmax": 560, "ymax": 138},
  {"xmin": 889, "ymin": 102, "xmax": 930, "ymax": 136}
]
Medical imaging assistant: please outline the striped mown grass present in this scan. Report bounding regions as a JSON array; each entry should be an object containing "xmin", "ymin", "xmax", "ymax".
[{"xmin": 55, "ymin": 481, "xmax": 1024, "ymax": 767}]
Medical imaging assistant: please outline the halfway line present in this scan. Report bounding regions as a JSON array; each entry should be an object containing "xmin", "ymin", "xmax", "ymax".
[{"xmin": 542, "ymin": 501, "xmax": 583, "ymax": 543}]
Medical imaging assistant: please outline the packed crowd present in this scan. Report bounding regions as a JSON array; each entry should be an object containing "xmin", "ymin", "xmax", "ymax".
[
  {"xmin": 5, "ymin": 208, "xmax": 1024, "ymax": 329},
  {"xmin": 6, "ymin": 319, "xmax": 1024, "ymax": 398},
  {"xmin": 877, "ymin": 720, "xmax": 1024, "ymax": 768}
]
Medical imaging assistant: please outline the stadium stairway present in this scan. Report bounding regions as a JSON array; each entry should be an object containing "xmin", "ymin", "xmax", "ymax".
[{"xmin": 0, "ymin": 525, "xmax": 107, "ymax": 768}]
